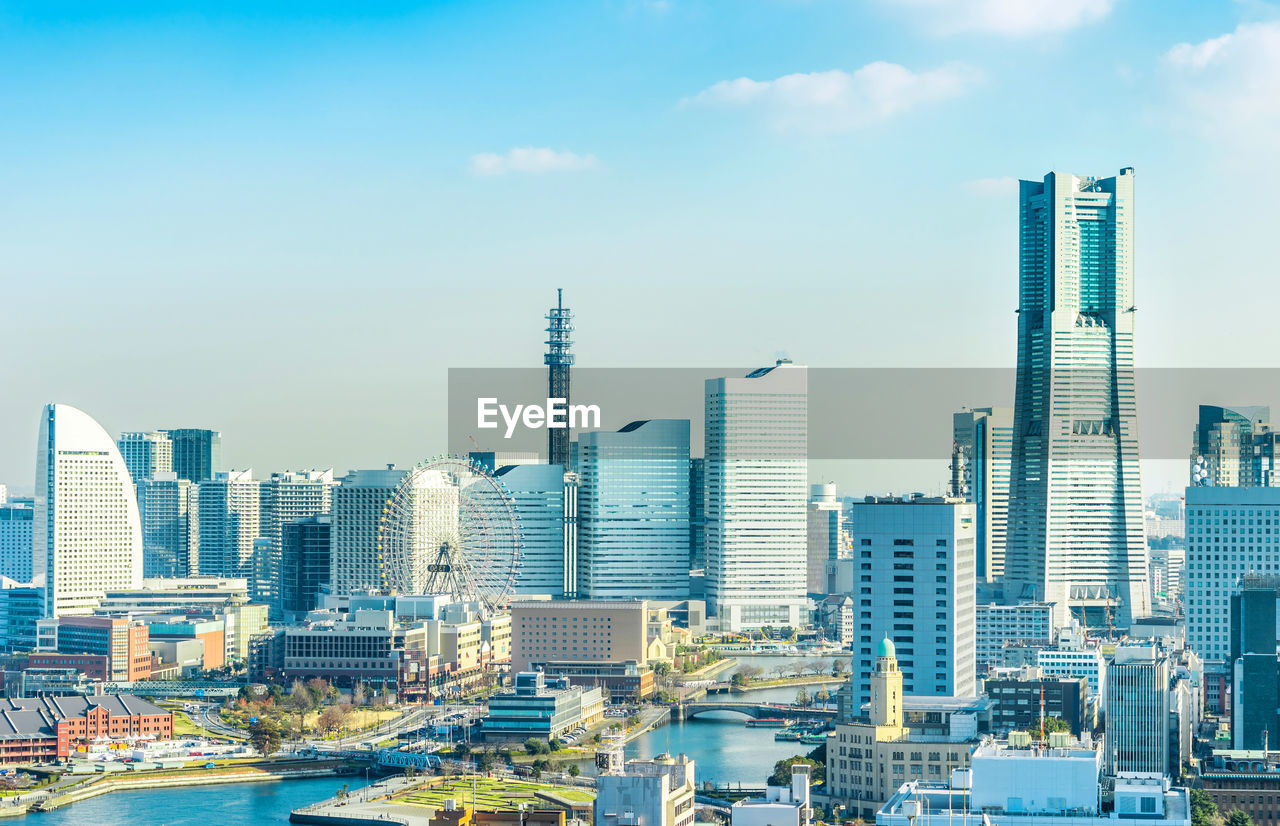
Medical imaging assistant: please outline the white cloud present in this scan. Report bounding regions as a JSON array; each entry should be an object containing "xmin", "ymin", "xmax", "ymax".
[
  {"xmin": 470, "ymin": 148, "xmax": 599, "ymax": 176},
  {"xmin": 965, "ymin": 176, "xmax": 1018, "ymax": 196},
  {"xmin": 682, "ymin": 61, "xmax": 981, "ymax": 133},
  {"xmin": 883, "ymin": 0, "xmax": 1115, "ymax": 37},
  {"xmin": 1161, "ymin": 21, "xmax": 1280, "ymax": 143}
]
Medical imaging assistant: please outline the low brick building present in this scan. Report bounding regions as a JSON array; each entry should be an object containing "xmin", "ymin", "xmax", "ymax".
[{"xmin": 0, "ymin": 694, "xmax": 172, "ymax": 763}]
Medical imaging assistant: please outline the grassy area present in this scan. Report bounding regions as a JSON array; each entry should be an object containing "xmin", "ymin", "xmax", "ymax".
[
  {"xmin": 393, "ymin": 776, "xmax": 595, "ymax": 809},
  {"xmin": 221, "ymin": 706, "xmax": 398, "ymax": 735},
  {"xmin": 172, "ymin": 712, "xmax": 206, "ymax": 738}
]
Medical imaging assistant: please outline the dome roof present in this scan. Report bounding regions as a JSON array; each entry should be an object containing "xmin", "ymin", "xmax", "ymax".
[{"xmin": 876, "ymin": 636, "xmax": 896, "ymax": 659}]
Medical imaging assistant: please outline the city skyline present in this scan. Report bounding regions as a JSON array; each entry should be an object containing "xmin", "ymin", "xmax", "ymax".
[{"xmin": 4, "ymin": 2, "xmax": 1280, "ymax": 495}]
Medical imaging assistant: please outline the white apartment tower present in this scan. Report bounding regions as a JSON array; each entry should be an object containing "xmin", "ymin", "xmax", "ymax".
[
  {"xmin": 33, "ymin": 403, "xmax": 143, "ymax": 617},
  {"xmin": 117, "ymin": 430, "xmax": 173, "ymax": 482},
  {"xmin": 705, "ymin": 361, "xmax": 808, "ymax": 632},
  {"xmin": 192, "ymin": 470, "xmax": 261, "ymax": 579},
  {"xmin": 329, "ymin": 467, "xmax": 406, "ymax": 595}
]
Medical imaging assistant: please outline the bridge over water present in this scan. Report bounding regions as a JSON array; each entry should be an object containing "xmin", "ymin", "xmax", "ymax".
[{"xmin": 674, "ymin": 701, "xmax": 837, "ymax": 721}]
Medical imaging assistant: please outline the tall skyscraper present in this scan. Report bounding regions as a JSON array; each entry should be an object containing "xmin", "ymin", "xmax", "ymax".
[
  {"xmin": 33, "ymin": 403, "xmax": 143, "ymax": 617},
  {"xmin": 1191, "ymin": 405, "xmax": 1279, "ymax": 488},
  {"xmin": 162, "ymin": 428, "xmax": 222, "ymax": 482},
  {"xmin": 135, "ymin": 471, "xmax": 194, "ymax": 578},
  {"xmin": 495, "ymin": 463, "xmax": 569, "ymax": 596},
  {"xmin": 1005, "ymin": 168, "xmax": 1148, "ymax": 628},
  {"xmin": 117, "ymin": 431, "xmax": 173, "ymax": 482},
  {"xmin": 689, "ymin": 457, "xmax": 705, "ymax": 570},
  {"xmin": 807, "ymin": 483, "xmax": 843, "ymax": 594},
  {"xmin": 544, "ymin": 289, "xmax": 574, "ymax": 468},
  {"xmin": 577, "ymin": 419, "xmax": 691, "ymax": 600},
  {"xmin": 258, "ymin": 470, "xmax": 335, "ymax": 607},
  {"xmin": 952, "ymin": 407, "xmax": 1014, "ymax": 583},
  {"xmin": 329, "ymin": 467, "xmax": 406, "ymax": 595},
  {"xmin": 1105, "ymin": 644, "xmax": 1171, "ymax": 776},
  {"xmin": 192, "ymin": 469, "xmax": 261, "ymax": 579},
  {"xmin": 846, "ymin": 496, "xmax": 977, "ymax": 705},
  {"xmin": 705, "ymin": 361, "xmax": 808, "ymax": 631}
]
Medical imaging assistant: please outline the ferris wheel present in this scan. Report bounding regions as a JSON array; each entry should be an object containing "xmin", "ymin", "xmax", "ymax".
[{"xmin": 377, "ymin": 456, "xmax": 522, "ymax": 611}]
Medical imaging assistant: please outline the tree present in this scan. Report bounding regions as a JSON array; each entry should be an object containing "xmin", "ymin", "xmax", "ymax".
[
  {"xmin": 548, "ymin": 738, "xmax": 563, "ymax": 753},
  {"xmin": 831, "ymin": 659, "xmax": 847, "ymax": 676},
  {"xmin": 524, "ymin": 737, "xmax": 549, "ymax": 755},
  {"xmin": 530, "ymin": 758, "xmax": 548, "ymax": 779},
  {"xmin": 781, "ymin": 626, "xmax": 796, "ymax": 640},
  {"xmin": 476, "ymin": 750, "xmax": 496, "ymax": 773},
  {"xmin": 1191, "ymin": 788, "xmax": 1220, "ymax": 826},
  {"xmin": 316, "ymin": 705, "xmax": 346, "ymax": 735},
  {"xmin": 1041, "ymin": 715, "xmax": 1071, "ymax": 735},
  {"xmin": 767, "ymin": 756, "xmax": 820, "ymax": 787},
  {"xmin": 731, "ymin": 673, "xmax": 750, "ymax": 688},
  {"xmin": 796, "ymin": 688, "xmax": 811, "ymax": 707},
  {"xmin": 653, "ymin": 661, "xmax": 673, "ymax": 677},
  {"xmin": 567, "ymin": 763, "xmax": 580, "ymax": 777},
  {"xmin": 249, "ymin": 718, "xmax": 282, "ymax": 756},
  {"xmin": 1226, "ymin": 811, "xmax": 1254, "ymax": 826}
]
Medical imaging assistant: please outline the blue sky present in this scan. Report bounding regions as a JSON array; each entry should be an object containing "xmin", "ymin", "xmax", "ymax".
[{"xmin": 3, "ymin": 0, "xmax": 1279, "ymax": 491}]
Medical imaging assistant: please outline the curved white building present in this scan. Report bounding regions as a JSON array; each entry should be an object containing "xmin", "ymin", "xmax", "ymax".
[{"xmin": 33, "ymin": 403, "xmax": 143, "ymax": 617}]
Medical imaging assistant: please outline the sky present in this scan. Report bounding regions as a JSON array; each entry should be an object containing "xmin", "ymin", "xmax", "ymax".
[{"xmin": 3, "ymin": 0, "xmax": 1280, "ymax": 494}]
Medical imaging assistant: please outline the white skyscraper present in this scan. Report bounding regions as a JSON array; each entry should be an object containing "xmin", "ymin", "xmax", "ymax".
[
  {"xmin": 705, "ymin": 361, "xmax": 808, "ymax": 632},
  {"xmin": 117, "ymin": 430, "xmax": 173, "ymax": 482},
  {"xmin": 807, "ymin": 482, "xmax": 843, "ymax": 594},
  {"xmin": 192, "ymin": 469, "xmax": 261, "ymax": 579},
  {"xmin": 1006, "ymin": 169, "xmax": 1148, "ymax": 628},
  {"xmin": 33, "ymin": 403, "xmax": 143, "ymax": 617},
  {"xmin": 329, "ymin": 467, "xmax": 406, "ymax": 595}
]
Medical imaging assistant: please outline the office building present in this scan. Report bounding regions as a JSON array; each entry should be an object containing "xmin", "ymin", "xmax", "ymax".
[
  {"xmin": 689, "ymin": 457, "xmax": 705, "ymax": 571},
  {"xmin": 705, "ymin": 361, "xmax": 808, "ymax": 631},
  {"xmin": 985, "ymin": 668, "xmax": 1088, "ymax": 736},
  {"xmin": 1005, "ymin": 169, "xmax": 1149, "ymax": 629},
  {"xmin": 34, "ymin": 615, "xmax": 152, "ymax": 682},
  {"xmin": 482, "ymin": 670, "xmax": 604, "ymax": 741},
  {"xmin": 1200, "ymin": 751, "xmax": 1280, "ymax": 826},
  {"xmin": 0, "ymin": 503, "xmax": 33, "ymax": 582},
  {"xmin": 1230, "ymin": 575, "xmax": 1280, "ymax": 750},
  {"xmin": 191, "ymin": 470, "xmax": 261, "ymax": 579},
  {"xmin": 808, "ymin": 483, "xmax": 843, "ymax": 594},
  {"xmin": 876, "ymin": 739, "xmax": 1191, "ymax": 826},
  {"xmin": 828, "ymin": 639, "xmax": 980, "ymax": 817},
  {"xmin": 96, "ymin": 577, "xmax": 250, "ymax": 613},
  {"xmin": 510, "ymin": 599, "xmax": 654, "ymax": 698},
  {"xmin": 1037, "ymin": 641, "xmax": 1107, "ymax": 697},
  {"xmin": 846, "ymin": 496, "xmax": 977, "ymax": 706},
  {"xmin": 162, "ymin": 428, "xmax": 221, "ymax": 482},
  {"xmin": 496, "ymin": 463, "xmax": 569, "ymax": 597},
  {"xmin": 577, "ymin": 420, "xmax": 691, "ymax": 601},
  {"xmin": 135, "ymin": 472, "xmax": 194, "ymax": 578},
  {"xmin": 952, "ymin": 408, "xmax": 1014, "ymax": 583},
  {"xmin": 1106, "ymin": 644, "xmax": 1171, "ymax": 776},
  {"xmin": 595, "ymin": 753, "xmax": 697, "ymax": 826},
  {"xmin": 33, "ymin": 403, "xmax": 144, "ymax": 617},
  {"xmin": 1185, "ymin": 486, "xmax": 1280, "ymax": 712},
  {"xmin": 329, "ymin": 467, "xmax": 406, "ymax": 595},
  {"xmin": 1191, "ymin": 406, "xmax": 1279, "ymax": 488},
  {"xmin": 0, "ymin": 578, "xmax": 42, "ymax": 651},
  {"xmin": 117, "ymin": 431, "xmax": 172, "ymax": 482},
  {"xmin": 975, "ymin": 602, "xmax": 1054, "ymax": 671},
  {"xmin": 281, "ymin": 515, "xmax": 331, "ymax": 618}
]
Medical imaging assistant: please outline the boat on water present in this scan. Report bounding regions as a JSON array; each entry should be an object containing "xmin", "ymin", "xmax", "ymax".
[
  {"xmin": 745, "ymin": 717, "xmax": 787, "ymax": 728},
  {"xmin": 774, "ymin": 729, "xmax": 802, "ymax": 741},
  {"xmin": 799, "ymin": 732, "xmax": 831, "ymax": 745}
]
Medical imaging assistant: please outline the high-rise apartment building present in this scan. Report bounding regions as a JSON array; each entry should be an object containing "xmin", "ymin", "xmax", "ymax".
[
  {"xmin": 33, "ymin": 404, "xmax": 143, "ymax": 617},
  {"xmin": 1191, "ymin": 405, "xmax": 1280, "ymax": 488},
  {"xmin": 329, "ymin": 467, "xmax": 406, "ymax": 595},
  {"xmin": 281, "ymin": 515, "xmax": 331, "ymax": 618},
  {"xmin": 162, "ymin": 428, "xmax": 222, "ymax": 482},
  {"xmin": 192, "ymin": 470, "xmax": 261, "ymax": 579},
  {"xmin": 495, "ymin": 463, "xmax": 569, "ymax": 596},
  {"xmin": 705, "ymin": 361, "xmax": 808, "ymax": 631},
  {"xmin": 117, "ymin": 431, "xmax": 173, "ymax": 482},
  {"xmin": 1005, "ymin": 168, "xmax": 1148, "ymax": 628},
  {"xmin": 1185, "ymin": 486, "xmax": 1280, "ymax": 712},
  {"xmin": 0, "ymin": 503, "xmax": 34, "ymax": 582},
  {"xmin": 1229, "ymin": 575, "xmax": 1280, "ymax": 750},
  {"xmin": 808, "ymin": 483, "xmax": 843, "ymax": 594},
  {"xmin": 577, "ymin": 419, "xmax": 691, "ymax": 600},
  {"xmin": 952, "ymin": 407, "xmax": 1013, "ymax": 583},
  {"xmin": 135, "ymin": 472, "xmax": 194, "ymax": 578},
  {"xmin": 1105, "ymin": 644, "xmax": 1171, "ymax": 776},
  {"xmin": 257, "ymin": 470, "xmax": 335, "ymax": 609},
  {"xmin": 845, "ymin": 496, "xmax": 977, "ymax": 705}
]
